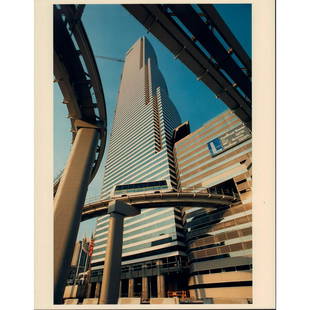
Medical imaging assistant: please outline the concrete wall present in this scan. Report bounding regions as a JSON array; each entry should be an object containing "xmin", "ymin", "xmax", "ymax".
[{"xmin": 188, "ymin": 271, "xmax": 252, "ymax": 286}]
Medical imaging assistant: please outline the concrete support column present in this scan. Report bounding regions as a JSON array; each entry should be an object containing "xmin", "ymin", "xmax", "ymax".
[
  {"xmin": 95, "ymin": 282, "xmax": 101, "ymax": 298},
  {"xmin": 86, "ymin": 283, "xmax": 92, "ymax": 298},
  {"xmin": 99, "ymin": 212, "xmax": 124, "ymax": 303},
  {"xmin": 54, "ymin": 126, "xmax": 99, "ymax": 304},
  {"xmin": 141, "ymin": 277, "xmax": 149, "ymax": 301},
  {"xmin": 99, "ymin": 201, "xmax": 140, "ymax": 304},
  {"xmin": 128, "ymin": 279, "xmax": 134, "ymax": 297},
  {"xmin": 119, "ymin": 280, "xmax": 123, "ymax": 297},
  {"xmin": 157, "ymin": 260, "xmax": 166, "ymax": 298}
]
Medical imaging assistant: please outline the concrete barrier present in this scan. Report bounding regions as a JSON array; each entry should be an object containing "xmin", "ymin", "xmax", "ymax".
[
  {"xmin": 118, "ymin": 297, "xmax": 141, "ymax": 304},
  {"xmin": 212, "ymin": 297, "xmax": 249, "ymax": 304},
  {"xmin": 63, "ymin": 285, "xmax": 78, "ymax": 298},
  {"xmin": 82, "ymin": 298, "xmax": 99, "ymax": 304},
  {"xmin": 150, "ymin": 297, "xmax": 179, "ymax": 304},
  {"xmin": 64, "ymin": 299, "xmax": 79, "ymax": 304}
]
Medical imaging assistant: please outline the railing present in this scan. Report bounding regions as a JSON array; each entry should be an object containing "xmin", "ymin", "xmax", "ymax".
[{"xmin": 84, "ymin": 187, "xmax": 238, "ymax": 205}]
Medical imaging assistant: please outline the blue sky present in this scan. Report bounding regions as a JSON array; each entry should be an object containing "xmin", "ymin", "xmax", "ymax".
[{"xmin": 54, "ymin": 4, "xmax": 251, "ymax": 240}]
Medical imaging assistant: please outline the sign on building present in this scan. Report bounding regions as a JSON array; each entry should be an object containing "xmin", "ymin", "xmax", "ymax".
[
  {"xmin": 207, "ymin": 124, "xmax": 251, "ymax": 157},
  {"xmin": 207, "ymin": 137, "xmax": 224, "ymax": 156}
]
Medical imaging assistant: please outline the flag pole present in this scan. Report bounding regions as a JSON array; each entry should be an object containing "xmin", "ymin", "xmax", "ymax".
[
  {"xmin": 74, "ymin": 240, "xmax": 83, "ymax": 285},
  {"xmin": 70, "ymin": 240, "xmax": 82, "ymax": 298}
]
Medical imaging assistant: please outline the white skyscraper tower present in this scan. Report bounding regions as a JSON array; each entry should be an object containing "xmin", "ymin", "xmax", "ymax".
[
  {"xmin": 89, "ymin": 37, "xmax": 186, "ymax": 299},
  {"xmin": 100, "ymin": 37, "xmax": 181, "ymax": 199}
]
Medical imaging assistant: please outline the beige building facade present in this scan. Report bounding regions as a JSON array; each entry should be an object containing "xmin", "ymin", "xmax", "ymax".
[{"xmin": 174, "ymin": 110, "xmax": 252, "ymax": 304}]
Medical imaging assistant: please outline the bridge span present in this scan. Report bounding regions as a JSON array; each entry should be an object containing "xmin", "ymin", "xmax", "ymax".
[{"xmin": 81, "ymin": 191, "xmax": 237, "ymax": 221}]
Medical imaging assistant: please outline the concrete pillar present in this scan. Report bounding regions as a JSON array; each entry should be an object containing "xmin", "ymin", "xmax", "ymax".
[
  {"xmin": 54, "ymin": 126, "xmax": 99, "ymax": 304},
  {"xmin": 86, "ymin": 283, "xmax": 92, "ymax": 298},
  {"xmin": 141, "ymin": 277, "xmax": 149, "ymax": 300},
  {"xmin": 119, "ymin": 280, "xmax": 123, "ymax": 297},
  {"xmin": 99, "ymin": 201, "xmax": 140, "ymax": 304},
  {"xmin": 157, "ymin": 274, "xmax": 166, "ymax": 297},
  {"xmin": 99, "ymin": 212, "xmax": 124, "ymax": 303},
  {"xmin": 128, "ymin": 279, "xmax": 134, "ymax": 297},
  {"xmin": 95, "ymin": 282, "xmax": 101, "ymax": 298},
  {"xmin": 157, "ymin": 260, "xmax": 166, "ymax": 298}
]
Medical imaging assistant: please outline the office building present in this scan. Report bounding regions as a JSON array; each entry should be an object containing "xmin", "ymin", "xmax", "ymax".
[
  {"xmin": 174, "ymin": 110, "xmax": 252, "ymax": 304},
  {"xmin": 89, "ymin": 37, "xmax": 186, "ymax": 299}
]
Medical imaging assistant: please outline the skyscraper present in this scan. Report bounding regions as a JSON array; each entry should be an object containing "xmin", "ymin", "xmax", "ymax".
[
  {"xmin": 101, "ymin": 37, "xmax": 181, "ymax": 199},
  {"xmin": 89, "ymin": 37, "xmax": 186, "ymax": 299}
]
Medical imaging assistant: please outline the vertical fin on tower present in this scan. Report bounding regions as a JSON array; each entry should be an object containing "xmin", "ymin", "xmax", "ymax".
[{"xmin": 153, "ymin": 95, "xmax": 162, "ymax": 152}]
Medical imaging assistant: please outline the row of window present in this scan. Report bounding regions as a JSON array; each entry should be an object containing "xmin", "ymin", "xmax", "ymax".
[
  {"xmin": 184, "ymin": 205, "xmax": 227, "ymax": 221},
  {"xmin": 124, "ymin": 208, "xmax": 179, "ymax": 226},
  {"xmin": 115, "ymin": 180, "xmax": 167, "ymax": 191},
  {"xmin": 102, "ymin": 159, "xmax": 171, "ymax": 196},
  {"xmin": 103, "ymin": 147, "xmax": 168, "ymax": 189},
  {"xmin": 96, "ymin": 208, "xmax": 176, "ymax": 238},
  {"xmin": 190, "ymin": 264, "xmax": 253, "ymax": 276},
  {"xmin": 110, "ymin": 96, "xmax": 153, "ymax": 135},
  {"xmin": 128, "ymin": 218, "xmax": 179, "ymax": 240},
  {"xmin": 187, "ymin": 212, "xmax": 249, "ymax": 234},
  {"xmin": 190, "ymin": 240, "xmax": 252, "ymax": 260},
  {"xmin": 180, "ymin": 149, "xmax": 251, "ymax": 185},
  {"xmin": 114, "ymin": 162, "xmax": 170, "ymax": 189},
  {"xmin": 94, "ymin": 225, "xmax": 183, "ymax": 250},
  {"xmin": 176, "ymin": 118, "xmax": 241, "ymax": 161},
  {"xmin": 111, "ymin": 101, "xmax": 151, "ymax": 137},
  {"xmin": 175, "ymin": 111, "xmax": 234, "ymax": 149},
  {"xmin": 185, "ymin": 203, "xmax": 252, "ymax": 221},
  {"xmin": 181, "ymin": 154, "xmax": 251, "ymax": 190},
  {"xmin": 92, "ymin": 236, "xmax": 177, "ymax": 260},
  {"xmin": 104, "ymin": 130, "xmax": 159, "ymax": 178},
  {"xmin": 107, "ymin": 116, "xmax": 154, "ymax": 161},
  {"xmin": 91, "ymin": 244, "xmax": 185, "ymax": 265},
  {"xmin": 104, "ymin": 138, "xmax": 175, "ymax": 191},
  {"xmin": 179, "ymin": 141, "xmax": 251, "ymax": 180},
  {"xmin": 189, "ymin": 226, "xmax": 252, "ymax": 250},
  {"xmin": 122, "ymin": 171, "xmax": 172, "ymax": 192},
  {"xmin": 94, "ymin": 211, "xmax": 178, "ymax": 249},
  {"xmin": 122, "ymin": 245, "xmax": 186, "ymax": 262},
  {"xmin": 186, "ymin": 203, "xmax": 252, "ymax": 231},
  {"xmin": 187, "ymin": 214, "xmax": 252, "ymax": 242},
  {"xmin": 95, "ymin": 210, "xmax": 176, "ymax": 240},
  {"xmin": 190, "ymin": 249, "xmax": 252, "ymax": 265},
  {"xmin": 107, "ymin": 107, "xmax": 172, "ymax": 161},
  {"xmin": 188, "ymin": 281, "xmax": 252, "ymax": 289}
]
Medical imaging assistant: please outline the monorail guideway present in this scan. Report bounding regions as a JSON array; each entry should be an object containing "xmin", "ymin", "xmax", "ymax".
[{"xmin": 53, "ymin": 4, "xmax": 107, "ymax": 304}]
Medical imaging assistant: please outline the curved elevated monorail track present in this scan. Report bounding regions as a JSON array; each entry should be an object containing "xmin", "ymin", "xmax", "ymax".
[
  {"xmin": 53, "ymin": 4, "xmax": 107, "ymax": 194},
  {"xmin": 81, "ymin": 191, "xmax": 238, "ymax": 221},
  {"xmin": 123, "ymin": 4, "xmax": 252, "ymax": 129},
  {"xmin": 53, "ymin": 5, "xmax": 108, "ymax": 303}
]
